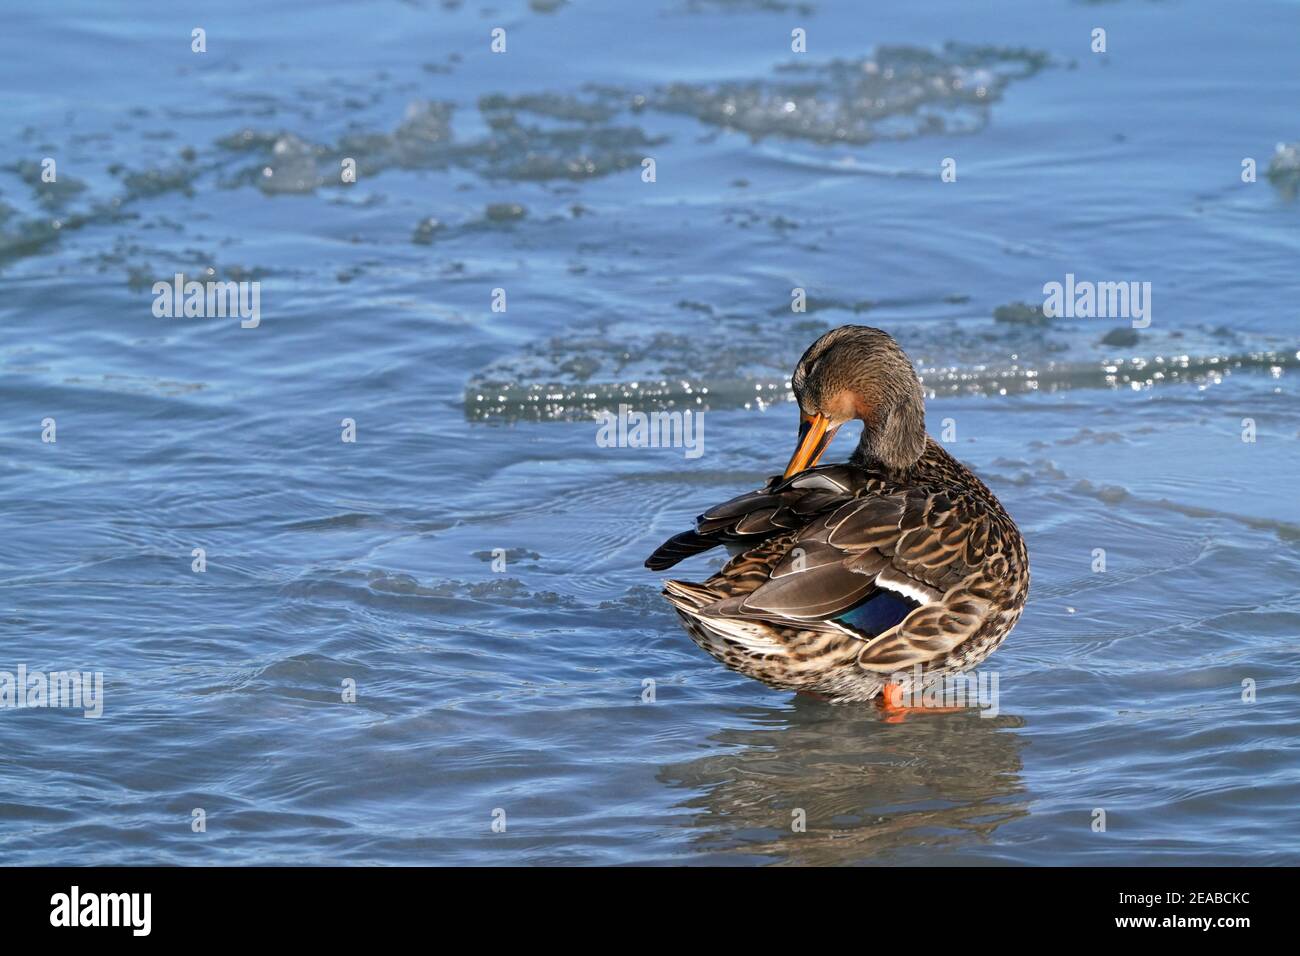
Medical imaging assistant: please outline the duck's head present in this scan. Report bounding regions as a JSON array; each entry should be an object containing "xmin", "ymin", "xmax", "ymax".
[{"xmin": 783, "ymin": 325, "xmax": 927, "ymax": 478}]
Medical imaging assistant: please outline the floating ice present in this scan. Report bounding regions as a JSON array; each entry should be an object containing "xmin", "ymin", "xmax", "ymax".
[
  {"xmin": 654, "ymin": 45, "xmax": 1048, "ymax": 144},
  {"xmin": 465, "ymin": 347, "xmax": 1300, "ymax": 420},
  {"xmin": 1268, "ymin": 141, "xmax": 1300, "ymax": 197}
]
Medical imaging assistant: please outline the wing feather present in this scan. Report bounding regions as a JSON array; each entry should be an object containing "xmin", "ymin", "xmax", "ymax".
[
  {"xmin": 702, "ymin": 479, "xmax": 1013, "ymax": 672},
  {"xmin": 644, "ymin": 465, "xmax": 865, "ymax": 570}
]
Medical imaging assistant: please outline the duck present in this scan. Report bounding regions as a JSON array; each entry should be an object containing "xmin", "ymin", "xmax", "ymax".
[{"xmin": 645, "ymin": 325, "xmax": 1029, "ymax": 711}]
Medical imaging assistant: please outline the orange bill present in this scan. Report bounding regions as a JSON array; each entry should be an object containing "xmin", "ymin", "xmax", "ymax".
[{"xmin": 783, "ymin": 412, "xmax": 840, "ymax": 478}]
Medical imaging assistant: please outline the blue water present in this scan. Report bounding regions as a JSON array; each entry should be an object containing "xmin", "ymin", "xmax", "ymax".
[{"xmin": 2, "ymin": 0, "xmax": 1298, "ymax": 865}]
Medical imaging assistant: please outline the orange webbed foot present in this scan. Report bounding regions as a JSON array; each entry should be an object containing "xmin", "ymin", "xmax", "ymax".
[{"xmin": 875, "ymin": 682, "xmax": 967, "ymax": 722}]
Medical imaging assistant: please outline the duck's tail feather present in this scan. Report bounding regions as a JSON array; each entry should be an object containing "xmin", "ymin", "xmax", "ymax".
[{"xmin": 662, "ymin": 579, "xmax": 718, "ymax": 612}]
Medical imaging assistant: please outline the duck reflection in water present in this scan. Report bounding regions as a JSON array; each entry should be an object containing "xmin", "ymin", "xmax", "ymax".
[{"xmin": 657, "ymin": 696, "xmax": 1028, "ymax": 865}]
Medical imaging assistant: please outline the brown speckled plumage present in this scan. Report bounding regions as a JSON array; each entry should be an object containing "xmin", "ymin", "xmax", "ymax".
[{"xmin": 646, "ymin": 326, "xmax": 1029, "ymax": 704}]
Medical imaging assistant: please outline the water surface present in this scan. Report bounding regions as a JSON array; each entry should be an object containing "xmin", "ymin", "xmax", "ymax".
[{"xmin": 1, "ymin": 0, "xmax": 1298, "ymax": 864}]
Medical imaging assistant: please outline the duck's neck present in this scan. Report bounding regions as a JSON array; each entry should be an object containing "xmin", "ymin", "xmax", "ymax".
[
  {"xmin": 850, "ymin": 392, "xmax": 927, "ymax": 473},
  {"xmin": 849, "ymin": 436, "xmax": 924, "ymax": 477}
]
